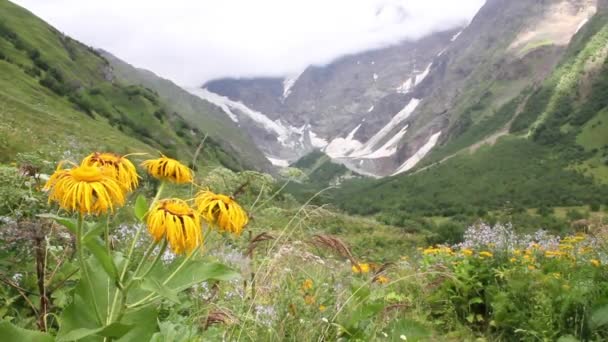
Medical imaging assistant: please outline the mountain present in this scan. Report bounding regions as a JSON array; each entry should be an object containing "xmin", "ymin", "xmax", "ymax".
[
  {"xmin": 0, "ymin": 0, "xmax": 266, "ymax": 171},
  {"xmin": 334, "ymin": 2, "xmax": 608, "ymax": 218},
  {"xmin": 196, "ymin": 0, "xmax": 599, "ymax": 177},
  {"xmin": 100, "ymin": 51, "xmax": 271, "ymax": 172}
]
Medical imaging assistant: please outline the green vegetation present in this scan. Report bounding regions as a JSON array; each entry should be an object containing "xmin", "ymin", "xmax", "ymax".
[{"xmin": 0, "ymin": 1, "xmax": 246, "ymax": 171}]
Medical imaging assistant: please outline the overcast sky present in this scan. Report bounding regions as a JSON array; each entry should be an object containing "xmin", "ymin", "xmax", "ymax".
[{"xmin": 13, "ymin": 0, "xmax": 485, "ymax": 86}]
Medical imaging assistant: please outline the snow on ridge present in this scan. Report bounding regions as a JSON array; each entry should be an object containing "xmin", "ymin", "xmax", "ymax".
[
  {"xmin": 283, "ymin": 71, "xmax": 304, "ymax": 99},
  {"xmin": 309, "ymin": 130, "xmax": 328, "ymax": 149},
  {"xmin": 392, "ymin": 131, "xmax": 442, "ymax": 176},
  {"xmin": 187, "ymin": 88, "xmax": 240, "ymax": 123},
  {"xmin": 396, "ymin": 63, "xmax": 432, "ymax": 94},
  {"xmin": 188, "ymin": 87, "xmax": 306, "ymax": 149},
  {"xmin": 360, "ymin": 125, "xmax": 408, "ymax": 159},
  {"xmin": 451, "ymin": 31, "xmax": 463, "ymax": 42},
  {"xmin": 350, "ymin": 98, "xmax": 420, "ymax": 157},
  {"xmin": 266, "ymin": 156, "xmax": 290, "ymax": 167},
  {"xmin": 325, "ymin": 124, "xmax": 363, "ymax": 158},
  {"xmin": 368, "ymin": 105, "xmax": 375, "ymax": 112},
  {"xmin": 415, "ymin": 63, "xmax": 432, "ymax": 86},
  {"xmin": 576, "ymin": 17, "xmax": 590, "ymax": 33}
]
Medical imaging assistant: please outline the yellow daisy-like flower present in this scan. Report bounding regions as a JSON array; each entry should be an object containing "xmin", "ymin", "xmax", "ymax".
[
  {"xmin": 319, "ymin": 305, "xmax": 327, "ymax": 312},
  {"xmin": 590, "ymin": 259, "xmax": 601, "ymax": 267},
  {"xmin": 351, "ymin": 263, "xmax": 370, "ymax": 274},
  {"xmin": 44, "ymin": 164, "xmax": 125, "ymax": 215},
  {"xmin": 304, "ymin": 295, "xmax": 316, "ymax": 305},
  {"xmin": 194, "ymin": 190, "xmax": 249, "ymax": 235},
  {"xmin": 147, "ymin": 199, "xmax": 202, "ymax": 254},
  {"xmin": 81, "ymin": 152, "xmax": 139, "ymax": 191},
  {"xmin": 374, "ymin": 275, "xmax": 390, "ymax": 284},
  {"xmin": 479, "ymin": 251, "xmax": 493, "ymax": 258},
  {"xmin": 461, "ymin": 248, "xmax": 474, "ymax": 257},
  {"xmin": 301, "ymin": 279, "xmax": 314, "ymax": 291},
  {"xmin": 141, "ymin": 155, "xmax": 192, "ymax": 184}
]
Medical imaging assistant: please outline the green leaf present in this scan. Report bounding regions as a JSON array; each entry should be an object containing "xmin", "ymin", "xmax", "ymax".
[
  {"xmin": 116, "ymin": 307, "xmax": 158, "ymax": 342},
  {"xmin": 84, "ymin": 237, "xmax": 118, "ymax": 280},
  {"xmin": 557, "ymin": 336, "xmax": 580, "ymax": 342},
  {"xmin": 592, "ymin": 304, "xmax": 608, "ymax": 327},
  {"xmin": 38, "ymin": 213, "xmax": 77, "ymax": 234},
  {"xmin": 468, "ymin": 297, "xmax": 484, "ymax": 305},
  {"xmin": 57, "ymin": 323, "xmax": 133, "ymax": 341},
  {"xmin": 387, "ymin": 318, "xmax": 431, "ymax": 341},
  {"xmin": 0, "ymin": 321, "xmax": 54, "ymax": 342},
  {"xmin": 134, "ymin": 195, "xmax": 148, "ymax": 221},
  {"xmin": 83, "ymin": 222, "xmax": 106, "ymax": 243},
  {"xmin": 141, "ymin": 278, "xmax": 180, "ymax": 304},
  {"xmin": 161, "ymin": 261, "xmax": 239, "ymax": 293}
]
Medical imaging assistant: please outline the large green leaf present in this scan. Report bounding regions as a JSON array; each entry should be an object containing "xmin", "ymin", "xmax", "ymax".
[
  {"xmin": 140, "ymin": 278, "xmax": 180, "ymax": 304},
  {"xmin": 592, "ymin": 304, "xmax": 608, "ymax": 327},
  {"xmin": 162, "ymin": 261, "xmax": 240, "ymax": 292},
  {"xmin": 116, "ymin": 307, "xmax": 158, "ymax": 342},
  {"xmin": 84, "ymin": 237, "xmax": 118, "ymax": 280},
  {"xmin": 57, "ymin": 323, "xmax": 133, "ymax": 342},
  {"xmin": 0, "ymin": 321, "xmax": 54, "ymax": 342},
  {"xmin": 38, "ymin": 213, "xmax": 77, "ymax": 235},
  {"xmin": 83, "ymin": 222, "xmax": 106, "ymax": 243},
  {"xmin": 134, "ymin": 195, "xmax": 148, "ymax": 221}
]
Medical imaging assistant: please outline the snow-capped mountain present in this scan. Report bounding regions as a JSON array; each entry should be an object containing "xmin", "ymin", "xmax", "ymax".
[{"xmin": 191, "ymin": 0, "xmax": 599, "ymax": 177}]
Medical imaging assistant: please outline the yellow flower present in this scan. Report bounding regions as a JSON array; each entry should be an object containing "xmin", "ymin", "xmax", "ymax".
[
  {"xmin": 304, "ymin": 295, "xmax": 316, "ymax": 305},
  {"xmin": 141, "ymin": 155, "xmax": 192, "ymax": 184},
  {"xmin": 44, "ymin": 164, "xmax": 125, "ymax": 215},
  {"xmin": 195, "ymin": 190, "xmax": 249, "ymax": 235},
  {"xmin": 423, "ymin": 247, "xmax": 439, "ymax": 255},
  {"xmin": 374, "ymin": 275, "xmax": 390, "ymax": 284},
  {"xmin": 545, "ymin": 250, "xmax": 566, "ymax": 258},
  {"xmin": 509, "ymin": 257, "xmax": 517, "ymax": 263},
  {"xmin": 591, "ymin": 259, "xmax": 601, "ymax": 267},
  {"xmin": 461, "ymin": 248, "xmax": 474, "ymax": 257},
  {"xmin": 551, "ymin": 273, "xmax": 561, "ymax": 279},
  {"xmin": 81, "ymin": 152, "xmax": 139, "ymax": 191},
  {"xmin": 513, "ymin": 249, "xmax": 522, "ymax": 256},
  {"xmin": 302, "ymin": 279, "xmax": 314, "ymax": 291},
  {"xmin": 147, "ymin": 199, "xmax": 202, "ymax": 254},
  {"xmin": 319, "ymin": 305, "xmax": 327, "ymax": 312},
  {"xmin": 351, "ymin": 263, "xmax": 370, "ymax": 274},
  {"xmin": 479, "ymin": 251, "xmax": 493, "ymax": 258},
  {"xmin": 527, "ymin": 265, "xmax": 536, "ymax": 271}
]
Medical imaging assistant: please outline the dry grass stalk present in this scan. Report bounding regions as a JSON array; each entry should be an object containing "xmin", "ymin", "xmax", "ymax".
[
  {"xmin": 203, "ymin": 308, "xmax": 237, "ymax": 330},
  {"xmin": 310, "ymin": 234, "xmax": 358, "ymax": 266},
  {"xmin": 246, "ymin": 232, "xmax": 275, "ymax": 258}
]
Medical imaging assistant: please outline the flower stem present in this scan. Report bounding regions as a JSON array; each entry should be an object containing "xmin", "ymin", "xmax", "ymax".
[{"xmin": 77, "ymin": 213, "xmax": 103, "ymax": 324}]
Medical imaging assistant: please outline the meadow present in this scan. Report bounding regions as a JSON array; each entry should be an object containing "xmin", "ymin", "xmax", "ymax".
[{"xmin": 1, "ymin": 151, "xmax": 607, "ymax": 341}]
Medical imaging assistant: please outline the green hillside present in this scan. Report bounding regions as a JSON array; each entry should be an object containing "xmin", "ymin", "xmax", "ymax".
[
  {"xmin": 333, "ymin": 11, "xmax": 608, "ymax": 219},
  {"xmin": 101, "ymin": 51, "xmax": 271, "ymax": 171},
  {"xmin": 0, "ymin": 0, "xmax": 246, "ymax": 170}
]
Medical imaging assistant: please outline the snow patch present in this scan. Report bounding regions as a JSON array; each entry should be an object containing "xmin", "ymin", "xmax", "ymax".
[
  {"xmin": 373, "ymin": 73, "xmax": 379, "ymax": 81},
  {"xmin": 396, "ymin": 63, "xmax": 432, "ymax": 94},
  {"xmin": 361, "ymin": 125, "xmax": 408, "ymax": 159},
  {"xmin": 451, "ymin": 31, "xmax": 463, "ymax": 42},
  {"xmin": 283, "ymin": 71, "xmax": 304, "ymax": 99},
  {"xmin": 324, "ymin": 124, "xmax": 363, "ymax": 158},
  {"xmin": 576, "ymin": 17, "xmax": 589, "ymax": 33},
  {"xmin": 392, "ymin": 131, "xmax": 442, "ymax": 175},
  {"xmin": 415, "ymin": 63, "xmax": 432, "ymax": 86},
  {"xmin": 350, "ymin": 98, "xmax": 420, "ymax": 157},
  {"xmin": 266, "ymin": 156, "xmax": 290, "ymax": 167},
  {"xmin": 309, "ymin": 130, "xmax": 328, "ymax": 149},
  {"xmin": 187, "ymin": 87, "xmax": 306, "ymax": 149},
  {"xmin": 186, "ymin": 88, "xmax": 240, "ymax": 122},
  {"xmin": 368, "ymin": 105, "xmax": 375, "ymax": 113}
]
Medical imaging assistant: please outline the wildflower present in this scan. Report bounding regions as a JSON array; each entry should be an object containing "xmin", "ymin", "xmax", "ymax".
[
  {"xmin": 44, "ymin": 164, "xmax": 124, "ymax": 215},
  {"xmin": 513, "ymin": 249, "xmax": 522, "ymax": 256},
  {"xmin": 545, "ymin": 250, "xmax": 566, "ymax": 258},
  {"xmin": 551, "ymin": 273, "xmax": 561, "ymax": 279},
  {"xmin": 422, "ymin": 247, "xmax": 439, "ymax": 255},
  {"xmin": 509, "ymin": 257, "xmax": 517, "ymax": 263},
  {"xmin": 351, "ymin": 263, "xmax": 370, "ymax": 274},
  {"xmin": 301, "ymin": 279, "xmax": 313, "ymax": 291},
  {"xmin": 374, "ymin": 275, "xmax": 390, "ymax": 284},
  {"xmin": 479, "ymin": 251, "xmax": 493, "ymax": 258},
  {"xmin": 591, "ymin": 259, "xmax": 601, "ymax": 267},
  {"xmin": 461, "ymin": 248, "xmax": 474, "ymax": 256},
  {"xmin": 527, "ymin": 265, "xmax": 536, "ymax": 271},
  {"xmin": 304, "ymin": 295, "xmax": 316, "ymax": 305},
  {"xmin": 400, "ymin": 335, "xmax": 407, "ymax": 341},
  {"xmin": 321, "ymin": 317, "xmax": 328, "ymax": 323},
  {"xmin": 141, "ymin": 155, "xmax": 192, "ymax": 183},
  {"xmin": 81, "ymin": 152, "xmax": 139, "ymax": 191},
  {"xmin": 147, "ymin": 199, "xmax": 202, "ymax": 254},
  {"xmin": 195, "ymin": 190, "xmax": 249, "ymax": 235},
  {"xmin": 319, "ymin": 305, "xmax": 327, "ymax": 313}
]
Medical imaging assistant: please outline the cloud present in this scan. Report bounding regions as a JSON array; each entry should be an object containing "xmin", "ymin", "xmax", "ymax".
[{"xmin": 12, "ymin": 0, "xmax": 485, "ymax": 85}]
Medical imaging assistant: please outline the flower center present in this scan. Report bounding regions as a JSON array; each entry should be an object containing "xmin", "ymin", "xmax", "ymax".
[
  {"xmin": 71, "ymin": 166, "xmax": 104, "ymax": 182},
  {"xmin": 163, "ymin": 201, "xmax": 192, "ymax": 217}
]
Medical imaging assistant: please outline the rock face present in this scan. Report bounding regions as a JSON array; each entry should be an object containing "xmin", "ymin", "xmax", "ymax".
[{"xmin": 192, "ymin": 0, "xmax": 599, "ymax": 176}]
